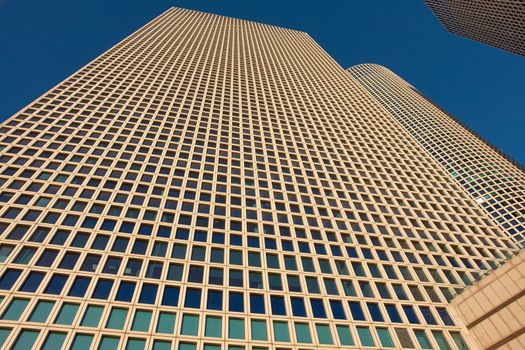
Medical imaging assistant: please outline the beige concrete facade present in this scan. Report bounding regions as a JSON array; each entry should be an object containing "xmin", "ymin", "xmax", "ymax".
[
  {"xmin": 348, "ymin": 64, "xmax": 525, "ymax": 246},
  {"xmin": 450, "ymin": 249, "xmax": 525, "ymax": 349},
  {"xmin": 424, "ymin": 0, "xmax": 525, "ymax": 56},
  {"xmin": 0, "ymin": 6, "xmax": 521, "ymax": 350}
]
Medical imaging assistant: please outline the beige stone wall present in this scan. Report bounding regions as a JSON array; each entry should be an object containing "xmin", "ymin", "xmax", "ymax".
[{"xmin": 451, "ymin": 249, "xmax": 525, "ymax": 349}]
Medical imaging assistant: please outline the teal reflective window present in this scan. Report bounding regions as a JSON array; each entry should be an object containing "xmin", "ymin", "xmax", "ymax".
[
  {"xmin": 131, "ymin": 310, "xmax": 152, "ymax": 332},
  {"xmin": 54, "ymin": 303, "xmax": 79, "ymax": 325},
  {"xmin": 432, "ymin": 331, "xmax": 451, "ymax": 350},
  {"xmin": 98, "ymin": 336, "xmax": 120, "ymax": 350},
  {"xmin": 41, "ymin": 332, "xmax": 66, "ymax": 350},
  {"xmin": 336, "ymin": 325, "xmax": 354, "ymax": 346},
  {"xmin": 28, "ymin": 300, "xmax": 55, "ymax": 322},
  {"xmin": 451, "ymin": 332, "xmax": 469, "ymax": 350},
  {"xmin": 80, "ymin": 305, "xmax": 104, "ymax": 327},
  {"xmin": 181, "ymin": 314, "xmax": 199, "ymax": 336},
  {"xmin": 294, "ymin": 323, "xmax": 312, "ymax": 343},
  {"xmin": 273, "ymin": 321, "xmax": 290, "ymax": 342},
  {"xmin": 377, "ymin": 328, "xmax": 395, "ymax": 348},
  {"xmin": 106, "ymin": 308, "xmax": 128, "ymax": 329},
  {"xmin": 203, "ymin": 345, "xmax": 221, "ymax": 350},
  {"xmin": 178, "ymin": 343, "xmax": 197, "ymax": 350},
  {"xmin": 414, "ymin": 330, "xmax": 432, "ymax": 349},
  {"xmin": 0, "ymin": 328, "xmax": 11, "ymax": 348},
  {"xmin": 316, "ymin": 324, "xmax": 333, "ymax": 344},
  {"xmin": 228, "ymin": 318, "xmax": 245, "ymax": 339},
  {"xmin": 11, "ymin": 330, "xmax": 39, "ymax": 350},
  {"xmin": 70, "ymin": 334, "xmax": 94, "ymax": 350},
  {"xmin": 153, "ymin": 340, "xmax": 172, "ymax": 350},
  {"xmin": 205, "ymin": 315, "xmax": 222, "ymax": 337},
  {"xmin": 357, "ymin": 326, "xmax": 375, "ymax": 347},
  {"xmin": 156, "ymin": 312, "xmax": 176, "ymax": 334},
  {"xmin": 251, "ymin": 319, "xmax": 267, "ymax": 341},
  {"xmin": 1, "ymin": 298, "xmax": 29, "ymax": 320},
  {"xmin": 126, "ymin": 338, "xmax": 146, "ymax": 350}
]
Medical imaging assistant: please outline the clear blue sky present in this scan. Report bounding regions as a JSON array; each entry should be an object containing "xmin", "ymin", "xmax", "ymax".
[{"xmin": 1, "ymin": 0, "xmax": 523, "ymax": 164}]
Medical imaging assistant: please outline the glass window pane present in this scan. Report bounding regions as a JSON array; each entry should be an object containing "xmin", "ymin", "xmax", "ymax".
[
  {"xmin": 273, "ymin": 321, "xmax": 290, "ymax": 342},
  {"xmin": 28, "ymin": 300, "xmax": 55, "ymax": 322},
  {"xmin": 0, "ymin": 328, "xmax": 11, "ymax": 348},
  {"xmin": 126, "ymin": 338, "xmax": 146, "ymax": 350},
  {"xmin": 205, "ymin": 316, "xmax": 222, "ymax": 337},
  {"xmin": 71, "ymin": 334, "xmax": 94, "ymax": 350},
  {"xmin": 11, "ymin": 330, "xmax": 39, "ymax": 350},
  {"xmin": 131, "ymin": 310, "xmax": 152, "ymax": 332},
  {"xmin": 336, "ymin": 325, "xmax": 354, "ymax": 346},
  {"xmin": 106, "ymin": 308, "xmax": 128, "ymax": 330},
  {"xmin": 357, "ymin": 326, "xmax": 375, "ymax": 347},
  {"xmin": 98, "ymin": 336, "xmax": 120, "ymax": 350},
  {"xmin": 54, "ymin": 303, "xmax": 79, "ymax": 325},
  {"xmin": 228, "ymin": 318, "xmax": 245, "ymax": 339},
  {"xmin": 153, "ymin": 340, "xmax": 172, "ymax": 350},
  {"xmin": 432, "ymin": 331, "xmax": 452, "ymax": 350},
  {"xmin": 414, "ymin": 330, "xmax": 432, "ymax": 349},
  {"xmin": 41, "ymin": 332, "xmax": 66, "ymax": 350},
  {"xmin": 181, "ymin": 314, "xmax": 199, "ymax": 336},
  {"xmin": 316, "ymin": 324, "xmax": 334, "ymax": 344},
  {"xmin": 156, "ymin": 312, "xmax": 176, "ymax": 334},
  {"xmin": 377, "ymin": 328, "xmax": 395, "ymax": 348},
  {"xmin": 1, "ymin": 298, "xmax": 29, "ymax": 320},
  {"xmin": 251, "ymin": 319, "xmax": 267, "ymax": 341},
  {"xmin": 80, "ymin": 305, "xmax": 104, "ymax": 327},
  {"xmin": 294, "ymin": 323, "xmax": 312, "ymax": 343}
]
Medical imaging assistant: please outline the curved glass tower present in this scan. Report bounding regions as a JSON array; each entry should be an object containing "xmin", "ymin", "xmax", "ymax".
[
  {"xmin": 348, "ymin": 63, "xmax": 525, "ymax": 245},
  {"xmin": 0, "ymin": 7, "xmax": 520, "ymax": 350}
]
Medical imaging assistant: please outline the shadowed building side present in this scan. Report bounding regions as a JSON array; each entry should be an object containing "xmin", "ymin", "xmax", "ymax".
[
  {"xmin": 348, "ymin": 63, "xmax": 525, "ymax": 245},
  {"xmin": 424, "ymin": 0, "xmax": 525, "ymax": 56}
]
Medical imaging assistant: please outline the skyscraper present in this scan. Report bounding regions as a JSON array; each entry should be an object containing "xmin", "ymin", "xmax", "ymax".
[
  {"xmin": 347, "ymin": 64, "xmax": 525, "ymax": 246},
  {"xmin": 0, "ymin": 7, "xmax": 520, "ymax": 350},
  {"xmin": 424, "ymin": 0, "xmax": 525, "ymax": 56}
]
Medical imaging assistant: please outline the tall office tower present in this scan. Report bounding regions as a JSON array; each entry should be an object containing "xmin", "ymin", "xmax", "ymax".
[
  {"xmin": 0, "ymin": 7, "xmax": 520, "ymax": 350},
  {"xmin": 347, "ymin": 64, "xmax": 525, "ymax": 246},
  {"xmin": 424, "ymin": 0, "xmax": 525, "ymax": 56}
]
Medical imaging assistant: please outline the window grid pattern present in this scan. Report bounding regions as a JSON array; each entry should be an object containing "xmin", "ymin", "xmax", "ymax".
[
  {"xmin": 348, "ymin": 63, "xmax": 525, "ymax": 245},
  {"xmin": 0, "ymin": 7, "xmax": 519, "ymax": 350},
  {"xmin": 424, "ymin": 0, "xmax": 525, "ymax": 56}
]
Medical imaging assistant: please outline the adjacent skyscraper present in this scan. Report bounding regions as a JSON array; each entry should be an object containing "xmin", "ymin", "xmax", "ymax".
[
  {"xmin": 0, "ymin": 7, "xmax": 520, "ymax": 350},
  {"xmin": 347, "ymin": 64, "xmax": 525, "ymax": 246},
  {"xmin": 424, "ymin": 0, "xmax": 525, "ymax": 56}
]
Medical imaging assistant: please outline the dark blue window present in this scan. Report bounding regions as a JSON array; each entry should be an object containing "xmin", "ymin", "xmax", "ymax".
[
  {"xmin": 161, "ymin": 285, "xmax": 180, "ymax": 306},
  {"xmin": 132, "ymin": 240, "xmax": 148, "ymax": 254},
  {"xmin": 330, "ymin": 300, "xmax": 346, "ymax": 319},
  {"xmin": 188, "ymin": 265, "xmax": 204, "ymax": 283},
  {"xmin": 115, "ymin": 281, "xmax": 136, "ymax": 302},
  {"xmin": 270, "ymin": 295, "xmax": 286, "ymax": 316},
  {"xmin": 212, "ymin": 233, "xmax": 225, "ymax": 244},
  {"xmin": 250, "ymin": 294, "xmax": 265, "ymax": 314},
  {"xmin": 44, "ymin": 274, "xmax": 68, "ymax": 294},
  {"xmin": 437, "ymin": 307, "xmax": 455, "ymax": 326},
  {"xmin": 367, "ymin": 303, "xmax": 384, "ymax": 322},
  {"xmin": 420, "ymin": 306, "xmax": 437, "ymax": 325},
  {"xmin": 385, "ymin": 304, "xmax": 402, "ymax": 323},
  {"xmin": 138, "ymin": 283, "xmax": 158, "ymax": 304},
  {"xmin": 91, "ymin": 235, "xmax": 109, "ymax": 250},
  {"xmin": 119, "ymin": 222, "xmax": 135, "ymax": 234},
  {"xmin": 310, "ymin": 299, "xmax": 327, "ymax": 318},
  {"xmin": 229, "ymin": 292, "xmax": 244, "ymax": 312},
  {"xmin": 101, "ymin": 219, "xmax": 116, "ymax": 231},
  {"xmin": 207, "ymin": 290, "xmax": 223, "ymax": 310},
  {"xmin": 37, "ymin": 250, "xmax": 58, "ymax": 267},
  {"xmin": 348, "ymin": 301, "xmax": 366, "ymax": 321},
  {"xmin": 71, "ymin": 232, "xmax": 89, "ymax": 247},
  {"xmin": 184, "ymin": 288, "xmax": 201, "ymax": 308},
  {"xmin": 80, "ymin": 254, "xmax": 100, "ymax": 272},
  {"xmin": 112, "ymin": 238, "xmax": 129, "ymax": 252},
  {"xmin": 68, "ymin": 276, "xmax": 91, "ymax": 297},
  {"xmin": 171, "ymin": 244, "xmax": 187, "ymax": 259},
  {"xmin": 19, "ymin": 271, "xmax": 45, "ymax": 292},
  {"xmin": 50, "ymin": 230, "xmax": 69, "ymax": 245},
  {"xmin": 0, "ymin": 269, "xmax": 21, "ymax": 290},
  {"xmin": 402, "ymin": 305, "xmax": 420, "ymax": 324},
  {"xmin": 92, "ymin": 279, "xmax": 114, "ymax": 299},
  {"xmin": 291, "ymin": 297, "xmax": 307, "ymax": 317},
  {"xmin": 157, "ymin": 226, "xmax": 171, "ymax": 238},
  {"xmin": 59, "ymin": 252, "xmax": 80, "ymax": 270}
]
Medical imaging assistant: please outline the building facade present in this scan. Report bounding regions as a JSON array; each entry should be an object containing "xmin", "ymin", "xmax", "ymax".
[
  {"xmin": 450, "ymin": 249, "xmax": 525, "ymax": 350},
  {"xmin": 0, "ymin": 7, "xmax": 520, "ymax": 350},
  {"xmin": 347, "ymin": 63, "xmax": 525, "ymax": 246},
  {"xmin": 424, "ymin": 0, "xmax": 525, "ymax": 56}
]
